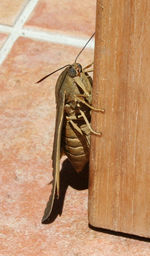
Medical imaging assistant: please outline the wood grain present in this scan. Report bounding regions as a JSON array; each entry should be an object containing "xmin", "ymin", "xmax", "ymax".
[{"xmin": 89, "ymin": 0, "xmax": 150, "ymax": 237}]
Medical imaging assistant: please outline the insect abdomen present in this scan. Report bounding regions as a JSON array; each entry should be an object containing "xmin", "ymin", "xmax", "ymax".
[{"xmin": 62, "ymin": 121, "xmax": 90, "ymax": 172}]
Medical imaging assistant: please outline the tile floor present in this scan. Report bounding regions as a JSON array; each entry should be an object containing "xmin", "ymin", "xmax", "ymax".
[{"xmin": 0, "ymin": 0, "xmax": 150, "ymax": 255}]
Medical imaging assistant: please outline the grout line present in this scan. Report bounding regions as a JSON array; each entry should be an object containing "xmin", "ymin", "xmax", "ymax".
[
  {"xmin": 0, "ymin": 24, "xmax": 12, "ymax": 34},
  {"xmin": 0, "ymin": 33, "xmax": 19, "ymax": 65},
  {"xmin": 0, "ymin": 24, "xmax": 94, "ymax": 49},
  {"xmin": 22, "ymin": 28, "xmax": 94, "ymax": 48},
  {"xmin": 0, "ymin": 0, "xmax": 39, "ymax": 65},
  {"xmin": 12, "ymin": 0, "xmax": 39, "ymax": 29}
]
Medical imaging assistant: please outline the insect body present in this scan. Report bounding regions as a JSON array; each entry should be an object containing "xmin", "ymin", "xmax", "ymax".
[
  {"xmin": 40, "ymin": 62, "xmax": 104, "ymax": 223},
  {"xmin": 37, "ymin": 34, "xmax": 104, "ymax": 223}
]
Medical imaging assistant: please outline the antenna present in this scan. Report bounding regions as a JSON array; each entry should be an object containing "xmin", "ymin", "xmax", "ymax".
[
  {"xmin": 36, "ymin": 64, "xmax": 70, "ymax": 83},
  {"xmin": 75, "ymin": 32, "xmax": 95, "ymax": 63},
  {"xmin": 36, "ymin": 32, "xmax": 95, "ymax": 83}
]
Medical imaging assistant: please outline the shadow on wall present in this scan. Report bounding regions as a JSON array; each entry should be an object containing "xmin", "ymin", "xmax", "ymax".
[{"xmin": 41, "ymin": 159, "xmax": 89, "ymax": 224}]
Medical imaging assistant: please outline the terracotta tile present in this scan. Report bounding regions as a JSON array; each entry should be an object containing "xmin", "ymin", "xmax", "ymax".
[
  {"xmin": 25, "ymin": 0, "xmax": 96, "ymax": 37},
  {"xmin": 0, "ymin": 33, "xmax": 8, "ymax": 48},
  {"xmin": 0, "ymin": 37, "xmax": 150, "ymax": 255},
  {"xmin": 0, "ymin": 0, "xmax": 28, "ymax": 25}
]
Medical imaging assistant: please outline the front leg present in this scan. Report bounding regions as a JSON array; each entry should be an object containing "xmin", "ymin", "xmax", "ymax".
[{"xmin": 75, "ymin": 94, "xmax": 105, "ymax": 113}]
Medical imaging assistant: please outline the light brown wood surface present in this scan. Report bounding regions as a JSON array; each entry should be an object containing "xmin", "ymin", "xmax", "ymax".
[{"xmin": 89, "ymin": 0, "xmax": 150, "ymax": 237}]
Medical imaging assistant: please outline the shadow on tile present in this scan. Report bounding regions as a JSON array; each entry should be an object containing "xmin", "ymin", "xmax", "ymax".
[
  {"xmin": 42, "ymin": 159, "xmax": 89, "ymax": 224},
  {"xmin": 89, "ymin": 225, "xmax": 150, "ymax": 243}
]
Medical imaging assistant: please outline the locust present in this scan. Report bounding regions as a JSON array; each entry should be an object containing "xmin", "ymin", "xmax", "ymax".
[{"xmin": 37, "ymin": 33, "xmax": 104, "ymax": 223}]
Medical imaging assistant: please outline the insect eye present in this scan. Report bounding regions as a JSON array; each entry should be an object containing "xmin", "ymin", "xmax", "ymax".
[{"xmin": 68, "ymin": 67, "xmax": 76, "ymax": 77}]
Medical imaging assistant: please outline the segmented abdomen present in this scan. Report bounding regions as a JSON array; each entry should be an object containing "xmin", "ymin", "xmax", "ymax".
[{"xmin": 62, "ymin": 120, "xmax": 90, "ymax": 172}]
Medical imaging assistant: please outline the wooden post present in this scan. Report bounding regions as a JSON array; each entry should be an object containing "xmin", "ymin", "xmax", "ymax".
[{"xmin": 89, "ymin": 0, "xmax": 150, "ymax": 237}]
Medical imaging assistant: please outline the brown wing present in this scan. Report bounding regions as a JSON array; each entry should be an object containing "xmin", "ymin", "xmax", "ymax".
[{"xmin": 41, "ymin": 88, "xmax": 66, "ymax": 224}]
